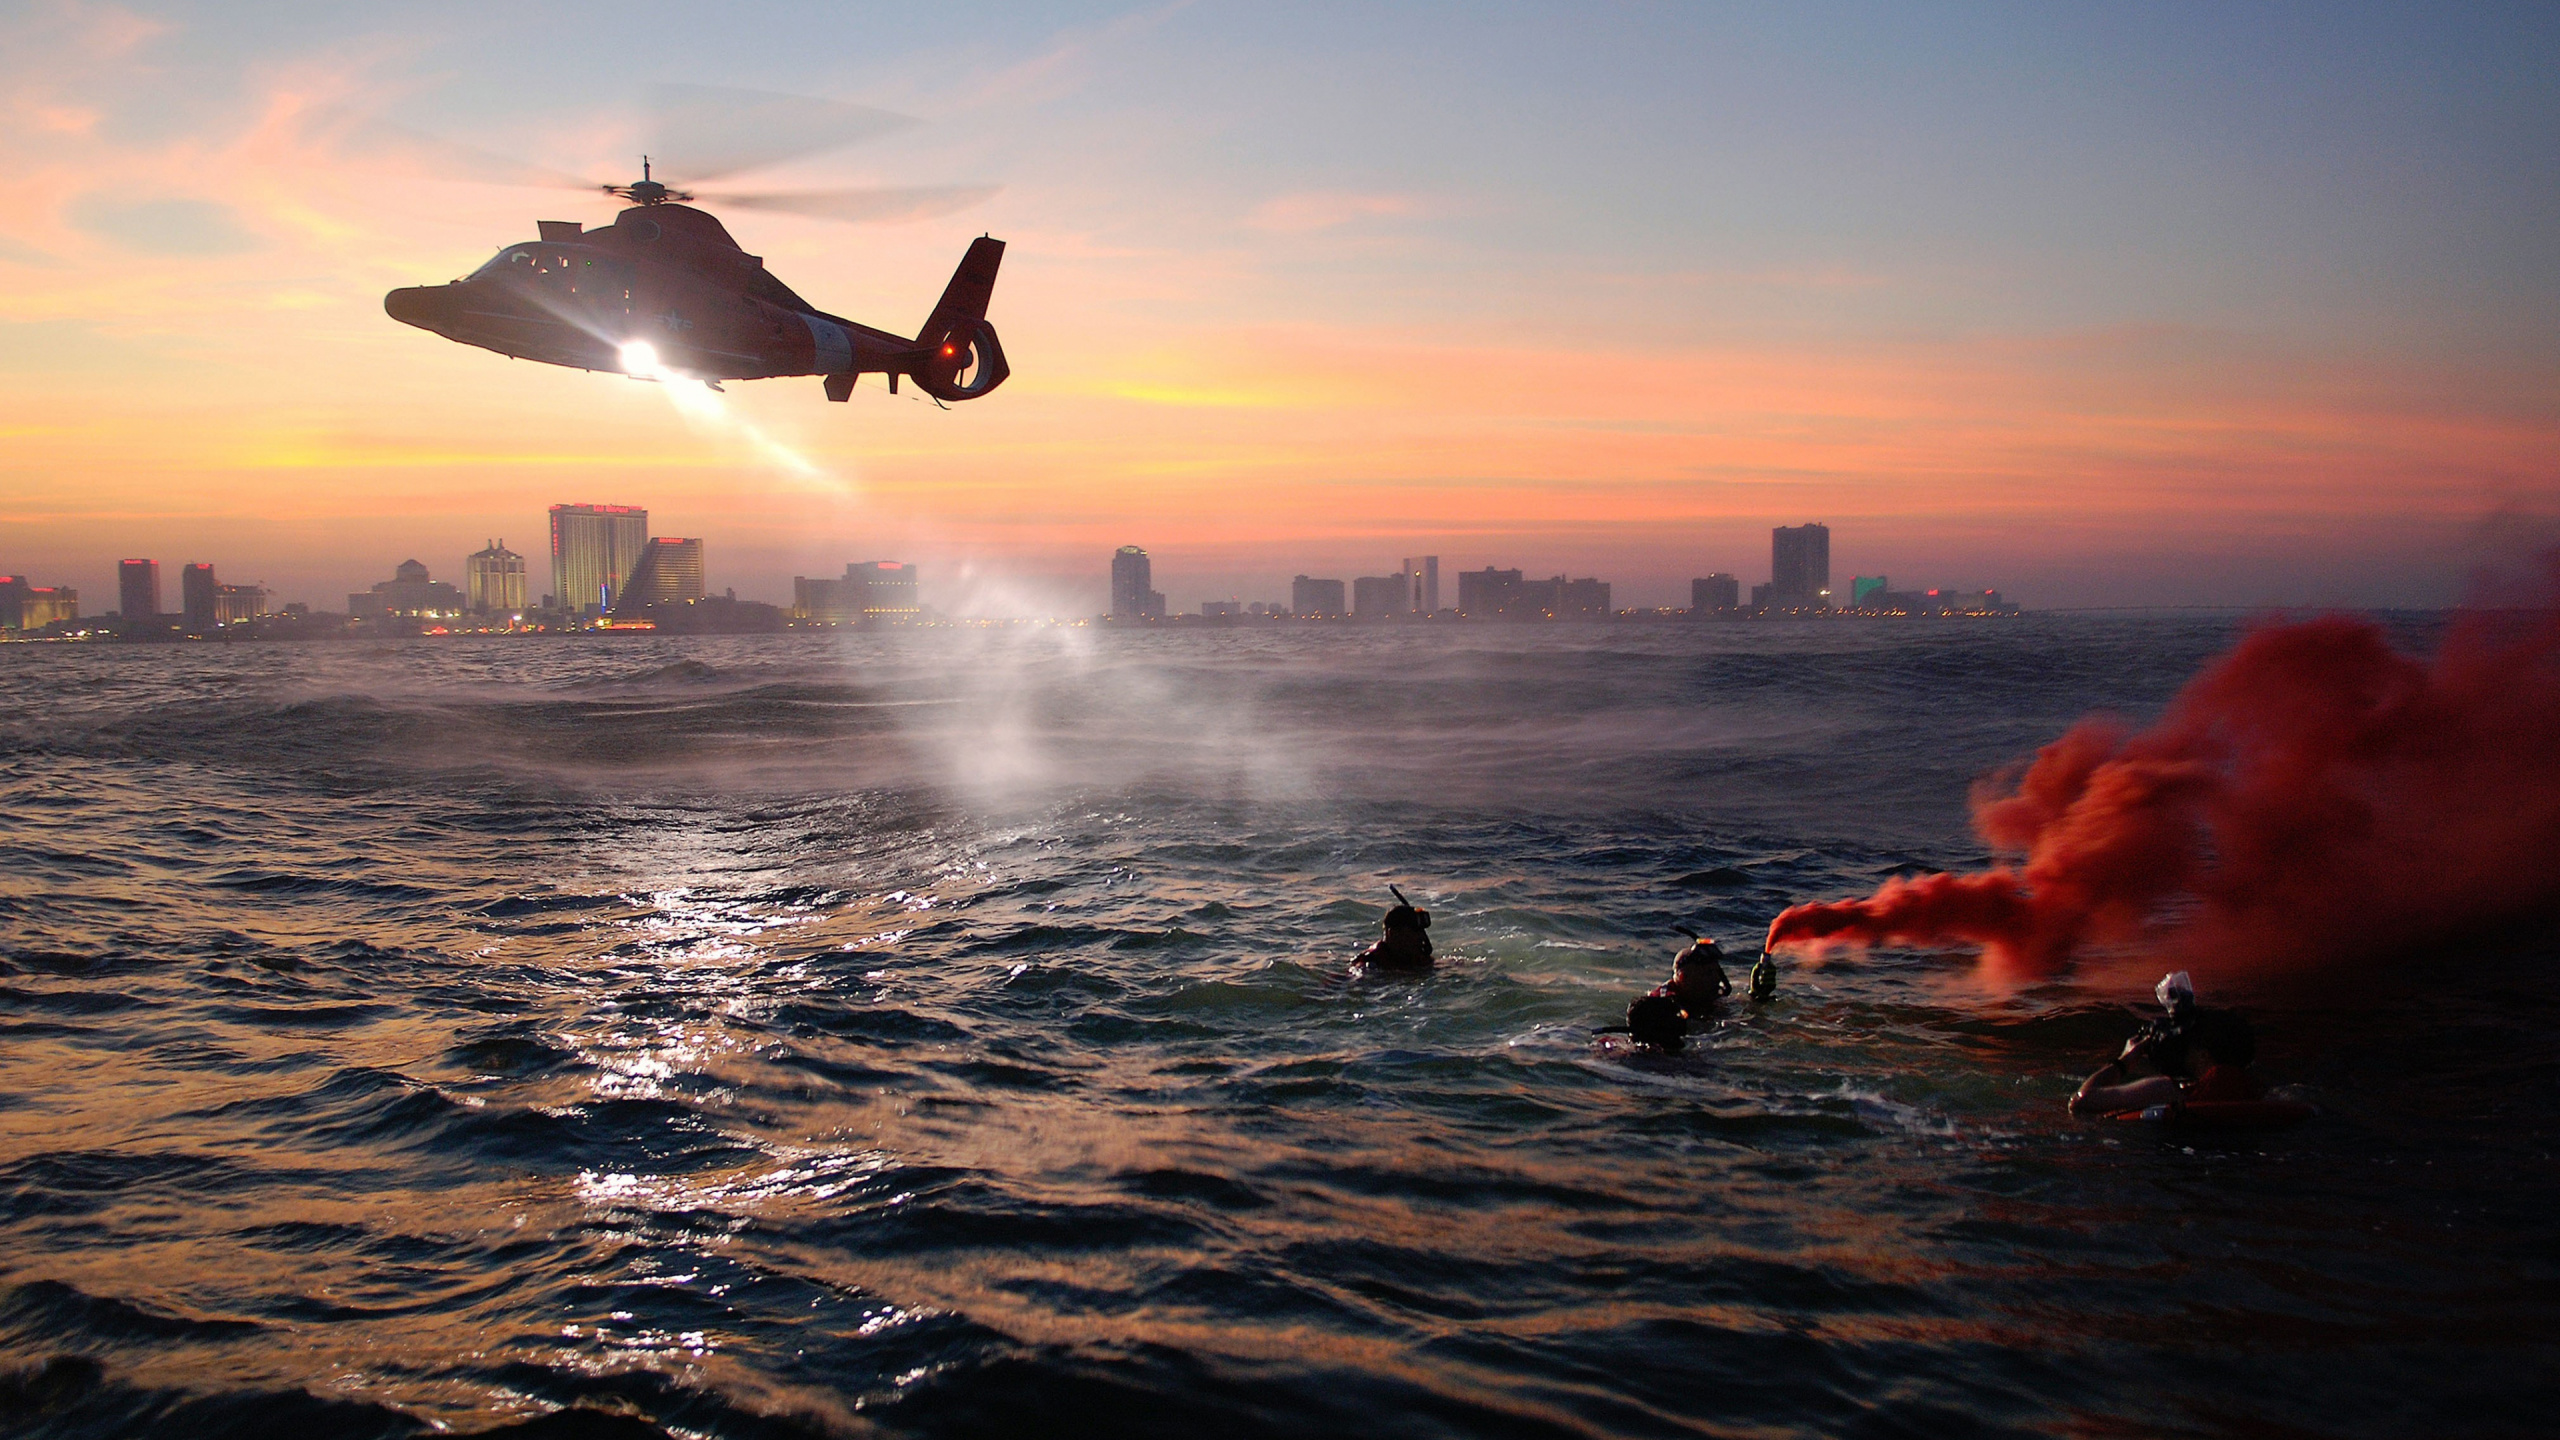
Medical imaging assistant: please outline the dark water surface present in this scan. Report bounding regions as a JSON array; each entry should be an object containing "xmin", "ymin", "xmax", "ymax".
[{"xmin": 0, "ymin": 620, "xmax": 2551, "ymax": 1438}]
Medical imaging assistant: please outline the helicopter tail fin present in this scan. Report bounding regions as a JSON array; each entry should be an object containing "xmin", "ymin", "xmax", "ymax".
[
  {"xmin": 909, "ymin": 236, "xmax": 1010, "ymax": 401},
  {"xmin": 917, "ymin": 236, "xmax": 1003, "ymax": 345}
]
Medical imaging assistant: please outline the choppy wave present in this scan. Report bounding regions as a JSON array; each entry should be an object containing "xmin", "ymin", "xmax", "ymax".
[{"xmin": 0, "ymin": 620, "xmax": 2551, "ymax": 1439}]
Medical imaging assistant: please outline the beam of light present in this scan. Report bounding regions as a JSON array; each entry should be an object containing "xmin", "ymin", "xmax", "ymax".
[
  {"xmin": 652, "ymin": 365, "xmax": 848, "ymax": 495},
  {"xmin": 603, "ymin": 328, "xmax": 847, "ymax": 494}
]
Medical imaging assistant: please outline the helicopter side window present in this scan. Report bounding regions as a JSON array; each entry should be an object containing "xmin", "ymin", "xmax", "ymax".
[{"xmin": 585, "ymin": 259, "xmax": 636, "ymax": 311}]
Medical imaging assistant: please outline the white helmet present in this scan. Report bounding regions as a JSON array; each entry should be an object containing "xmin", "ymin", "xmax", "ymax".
[{"xmin": 2155, "ymin": 971, "xmax": 2196, "ymax": 1013}]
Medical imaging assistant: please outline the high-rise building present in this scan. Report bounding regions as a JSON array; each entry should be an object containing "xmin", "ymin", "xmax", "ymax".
[
  {"xmin": 1111, "ymin": 546, "xmax": 1165, "ymax": 618},
  {"xmin": 0, "ymin": 577, "xmax": 77, "ymax": 632},
  {"xmin": 118, "ymin": 560, "xmax": 160, "ymax": 622},
  {"xmin": 1352, "ymin": 575, "xmax": 1405, "ymax": 617},
  {"xmin": 1692, "ymin": 574, "xmax": 1740, "ymax": 613},
  {"xmin": 1291, "ymin": 575, "xmax": 1347, "ymax": 616},
  {"xmin": 1553, "ymin": 576, "xmax": 1612, "ymax": 618},
  {"xmin": 1771, "ymin": 523, "xmax": 1831, "ymax": 608},
  {"xmin": 549, "ymin": 503, "xmax": 649, "ymax": 616},
  {"xmin": 792, "ymin": 574, "xmax": 858, "ymax": 624},
  {"xmin": 791, "ymin": 561, "xmax": 921, "ymax": 625},
  {"xmin": 34, "ymin": 585, "xmax": 79, "ymax": 629},
  {"xmin": 180, "ymin": 563, "xmax": 218, "ymax": 631},
  {"xmin": 466, "ymin": 539, "xmax": 529, "ymax": 614},
  {"xmin": 349, "ymin": 560, "xmax": 465, "ymax": 618},
  {"xmin": 1451, "ymin": 568, "xmax": 1608, "ymax": 619},
  {"xmin": 617, "ymin": 537, "xmax": 707, "ymax": 612},
  {"xmin": 1456, "ymin": 567, "xmax": 1525, "ymax": 617},
  {"xmin": 1401, "ymin": 555, "xmax": 1440, "ymax": 614},
  {"xmin": 211, "ymin": 584, "xmax": 265, "ymax": 625},
  {"xmin": 849, "ymin": 560, "xmax": 920, "ymax": 623}
]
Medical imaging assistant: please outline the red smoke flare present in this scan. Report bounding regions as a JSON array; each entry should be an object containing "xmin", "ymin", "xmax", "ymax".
[{"xmin": 1766, "ymin": 571, "xmax": 2560, "ymax": 980}]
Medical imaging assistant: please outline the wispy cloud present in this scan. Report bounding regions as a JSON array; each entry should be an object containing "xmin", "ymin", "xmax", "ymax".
[
  {"xmin": 1244, "ymin": 190, "xmax": 1424, "ymax": 233},
  {"xmin": 959, "ymin": 1, "xmax": 1195, "ymax": 112},
  {"xmin": 0, "ymin": 4, "xmax": 2550, "ymax": 610},
  {"xmin": 66, "ymin": 195, "xmax": 263, "ymax": 256}
]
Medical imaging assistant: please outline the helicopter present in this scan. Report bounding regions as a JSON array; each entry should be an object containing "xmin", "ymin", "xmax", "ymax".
[{"xmin": 383, "ymin": 143, "xmax": 1007, "ymax": 404}]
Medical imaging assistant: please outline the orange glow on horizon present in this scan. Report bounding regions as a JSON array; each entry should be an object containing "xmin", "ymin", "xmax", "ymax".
[{"xmin": 1, "ymin": 20, "xmax": 2553, "ymax": 612}]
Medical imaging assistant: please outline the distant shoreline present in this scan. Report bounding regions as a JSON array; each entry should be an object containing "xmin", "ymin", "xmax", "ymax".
[{"xmin": 6, "ymin": 602, "xmax": 2508, "ymax": 645}]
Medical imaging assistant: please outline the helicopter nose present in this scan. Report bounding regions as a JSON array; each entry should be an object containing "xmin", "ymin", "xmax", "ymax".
[{"xmin": 384, "ymin": 285, "xmax": 453, "ymax": 331}]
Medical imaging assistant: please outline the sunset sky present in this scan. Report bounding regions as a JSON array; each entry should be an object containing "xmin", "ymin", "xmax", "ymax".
[{"xmin": 3, "ymin": 1, "xmax": 2554, "ymax": 613}]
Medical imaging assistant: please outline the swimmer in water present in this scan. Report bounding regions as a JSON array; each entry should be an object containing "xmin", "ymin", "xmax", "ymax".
[
  {"xmin": 1620, "ymin": 991, "xmax": 1689, "ymax": 1053},
  {"xmin": 1660, "ymin": 933, "xmax": 1734, "ymax": 1019},
  {"xmin": 2068, "ymin": 971, "xmax": 2262, "ymax": 1116},
  {"xmin": 1602, "ymin": 932, "xmax": 1731, "ymax": 1054},
  {"xmin": 1354, "ymin": 886, "xmax": 1434, "ymax": 971}
]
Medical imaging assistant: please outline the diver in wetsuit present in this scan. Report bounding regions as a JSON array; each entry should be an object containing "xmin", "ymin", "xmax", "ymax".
[
  {"xmin": 1661, "ymin": 935, "xmax": 1734, "ymax": 1019},
  {"xmin": 1355, "ymin": 887, "xmax": 1434, "ymax": 971},
  {"xmin": 2068, "ymin": 971, "xmax": 2261, "ymax": 1116},
  {"xmin": 1621, "ymin": 991, "xmax": 1689, "ymax": 1053},
  {"xmin": 1608, "ymin": 934, "xmax": 1732, "ymax": 1054}
]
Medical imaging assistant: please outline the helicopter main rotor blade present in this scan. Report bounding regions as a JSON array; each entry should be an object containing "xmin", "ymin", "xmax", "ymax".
[
  {"xmin": 644, "ymin": 83, "xmax": 917, "ymax": 185},
  {"xmin": 694, "ymin": 184, "xmax": 1000, "ymax": 224},
  {"xmin": 307, "ymin": 107, "xmax": 597, "ymax": 192}
]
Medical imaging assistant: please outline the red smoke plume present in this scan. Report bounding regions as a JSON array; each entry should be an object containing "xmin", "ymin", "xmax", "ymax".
[{"xmin": 1766, "ymin": 572, "xmax": 2560, "ymax": 980}]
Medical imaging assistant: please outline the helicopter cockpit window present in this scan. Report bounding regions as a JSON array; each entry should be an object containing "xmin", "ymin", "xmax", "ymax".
[
  {"xmin": 469, "ymin": 245, "xmax": 624, "ymax": 295},
  {"xmin": 476, "ymin": 243, "xmax": 581, "ymax": 280},
  {"xmin": 471, "ymin": 244, "xmax": 544, "ymax": 281}
]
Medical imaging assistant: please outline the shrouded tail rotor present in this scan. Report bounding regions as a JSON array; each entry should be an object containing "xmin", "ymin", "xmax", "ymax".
[{"xmin": 916, "ymin": 317, "xmax": 1009, "ymax": 401}]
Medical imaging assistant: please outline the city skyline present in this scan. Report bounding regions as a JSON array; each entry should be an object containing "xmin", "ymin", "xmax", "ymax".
[
  {"xmin": 4, "ymin": 7, "xmax": 2553, "ymax": 615},
  {"xmin": 14, "ymin": 498, "xmax": 2543, "ymax": 620},
  {"xmin": 17, "ymin": 515, "xmax": 2030, "ymax": 632},
  {"xmin": 23, "ymin": 509, "xmax": 2039, "ymax": 625}
]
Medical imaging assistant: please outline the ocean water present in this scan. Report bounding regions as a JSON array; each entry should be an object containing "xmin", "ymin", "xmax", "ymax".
[{"xmin": 0, "ymin": 619, "xmax": 2550, "ymax": 1439}]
